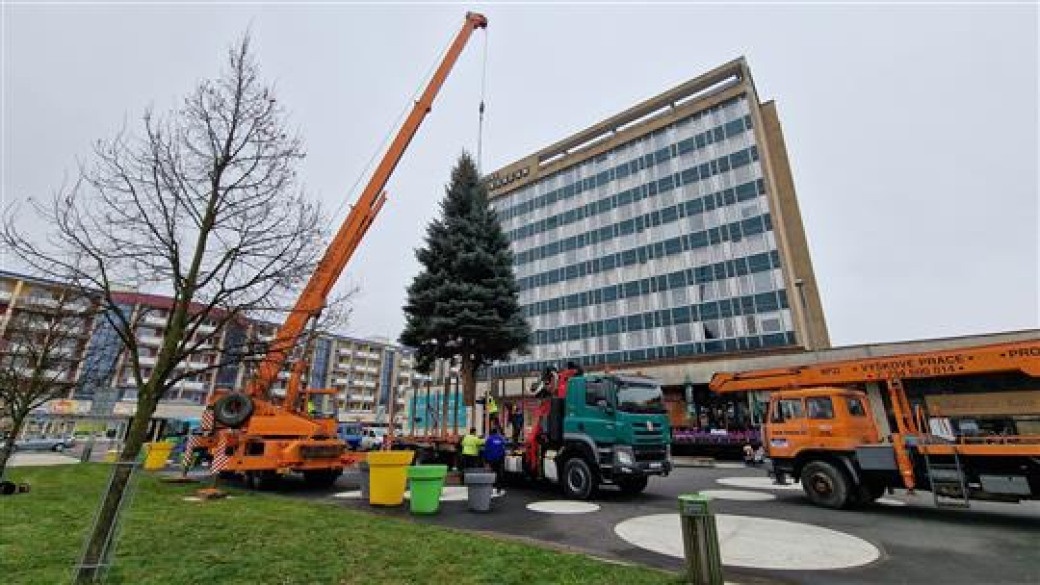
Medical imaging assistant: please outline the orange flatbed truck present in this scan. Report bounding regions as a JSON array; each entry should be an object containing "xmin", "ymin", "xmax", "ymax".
[
  {"xmin": 709, "ymin": 339, "xmax": 1040, "ymax": 509},
  {"xmin": 197, "ymin": 13, "xmax": 488, "ymax": 489}
]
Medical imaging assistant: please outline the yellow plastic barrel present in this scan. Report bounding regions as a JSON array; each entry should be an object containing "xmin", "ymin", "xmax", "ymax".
[
  {"xmin": 143, "ymin": 442, "xmax": 174, "ymax": 471},
  {"xmin": 367, "ymin": 450, "xmax": 415, "ymax": 506}
]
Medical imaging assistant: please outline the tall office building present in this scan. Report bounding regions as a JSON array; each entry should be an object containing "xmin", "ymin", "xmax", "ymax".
[{"xmin": 484, "ymin": 58, "xmax": 828, "ymax": 379}]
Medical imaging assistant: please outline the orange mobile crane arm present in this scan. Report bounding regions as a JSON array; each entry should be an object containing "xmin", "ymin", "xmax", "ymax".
[
  {"xmin": 710, "ymin": 339, "xmax": 1040, "ymax": 494},
  {"xmin": 246, "ymin": 12, "xmax": 488, "ymax": 407},
  {"xmin": 708, "ymin": 340, "xmax": 1040, "ymax": 393}
]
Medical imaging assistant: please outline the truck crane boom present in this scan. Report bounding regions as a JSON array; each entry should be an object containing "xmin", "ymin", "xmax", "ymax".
[
  {"xmin": 709, "ymin": 340, "xmax": 1040, "ymax": 393},
  {"xmin": 199, "ymin": 12, "xmax": 488, "ymax": 489},
  {"xmin": 249, "ymin": 12, "xmax": 488, "ymax": 411}
]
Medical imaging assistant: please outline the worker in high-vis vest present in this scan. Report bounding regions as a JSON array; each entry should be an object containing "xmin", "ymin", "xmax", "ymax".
[
  {"xmin": 487, "ymin": 395, "xmax": 499, "ymax": 431},
  {"xmin": 460, "ymin": 427, "xmax": 484, "ymax": 471}
]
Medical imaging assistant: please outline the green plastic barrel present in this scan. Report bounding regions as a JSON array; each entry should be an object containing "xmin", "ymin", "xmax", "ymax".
[{"xmin": 407, "ymin": 464, "xmax": 448, "ymax": 514}]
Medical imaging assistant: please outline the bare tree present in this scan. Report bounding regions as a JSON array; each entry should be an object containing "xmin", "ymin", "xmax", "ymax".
[
  {"xmin": 2, "ymin": 34, "xmax": 324, "ymax": 582},
  {"xmin": 0, "ymin": 286, "xmax": 98, "ymax": 479}
]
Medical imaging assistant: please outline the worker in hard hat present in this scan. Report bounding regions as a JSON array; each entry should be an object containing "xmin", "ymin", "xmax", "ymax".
[{"xmin": 460, "ymin": 427, "xmax": 484, "ymax": 471}]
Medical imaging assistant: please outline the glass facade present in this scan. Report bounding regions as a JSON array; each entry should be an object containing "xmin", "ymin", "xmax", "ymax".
[{"xmin": 488, "ymin": 95, "xmax": 795, "ymax": 377}]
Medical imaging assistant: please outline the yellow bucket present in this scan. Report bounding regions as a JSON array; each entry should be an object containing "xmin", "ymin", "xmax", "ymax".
[
  {"xmin": 367, "ymin": 450, "xmax": 415, "ymax": 506},
  {"xmin": 143, "ymin": 442, "xmax": 175, "ymax": 471}
]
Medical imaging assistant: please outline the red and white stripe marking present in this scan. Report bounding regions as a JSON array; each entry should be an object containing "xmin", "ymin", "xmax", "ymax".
[
  {"xmin": 210, "ymin": 435, "xmax": 230, "ymax": 474},
  {"xmin": 201, "ymin": 408, "xmax": 214, "ymax": 432},
  {"xmin": 181, "ymin": 435, "xmax": 200, "ymax": 467}
]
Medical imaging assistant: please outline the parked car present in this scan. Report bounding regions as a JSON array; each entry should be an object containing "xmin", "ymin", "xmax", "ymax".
[
  {"xmin": 8, "ymin": 436, "xmax": 78, "ymax": 452},
  {"xmin": 360, "ymin": 429, "xmax": 385, "ymax": 451}
]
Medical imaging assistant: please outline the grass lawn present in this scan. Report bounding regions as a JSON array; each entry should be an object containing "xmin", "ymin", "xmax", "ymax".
[{"xmin": 1, "ymin": 464, "xmax": 678, "ymax": 584}]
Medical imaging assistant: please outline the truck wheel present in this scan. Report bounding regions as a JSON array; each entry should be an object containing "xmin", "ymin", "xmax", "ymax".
[
  {"xmin": 616, "ymin": 475, "xmax": 648, "ymax": 495},
  {"xmin": 562, "ymin": 457, "xmax": 598, "ymax": 500},
  {"xmin": 303, "ymin": 469, "xmax": 341, "ymax": 489},
  {"xmin": 800, "ymin": 461, "xmax": 851, "ymax": 509},
  {"xmin": 213, "ymin": 393, "xmax": 254, "ymax": 428}
]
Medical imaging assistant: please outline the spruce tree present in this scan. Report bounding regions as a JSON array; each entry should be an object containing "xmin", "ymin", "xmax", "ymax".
[{"xmin": 401, "ymin": 152, "xmax": 530, "ymax": 405}]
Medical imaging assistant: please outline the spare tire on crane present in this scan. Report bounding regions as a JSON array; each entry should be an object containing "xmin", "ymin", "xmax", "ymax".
[{"xmin": 213, "ymin": 393, "xmax": 254, "ymax": 428}]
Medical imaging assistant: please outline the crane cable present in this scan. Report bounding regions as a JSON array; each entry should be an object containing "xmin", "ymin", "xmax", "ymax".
[
  {"xmin": 476, "ymin": 28, "xmax": 489, "ymax": 175},
  {"xmin": 329, "ymin": 27, "xmax": 458, "ymax": 225}
]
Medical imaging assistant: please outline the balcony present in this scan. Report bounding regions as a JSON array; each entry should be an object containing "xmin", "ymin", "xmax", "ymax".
[
  {"xmin": 138, "ymin": 335, "xmax": 163, "ymax": 347},
  {"xmin": 138, "ymin": 356, "xmax": 157, "ymax": 367},
  {"xmin": 142, "ymin": 314, "xmax": 167, "ymax": 328},
  {"xmin": 15, "ymin": 366, "xmax": 70, "ymax": 380}
]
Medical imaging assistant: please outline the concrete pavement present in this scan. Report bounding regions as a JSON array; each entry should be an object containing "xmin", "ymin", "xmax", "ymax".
[
  {"xmin": 289, "ymin": 464, "xmax": 1040, "ymax": 585},
  {"xmin": 6, "ymin": 452, "xmax": 80, "ymax": 467}
]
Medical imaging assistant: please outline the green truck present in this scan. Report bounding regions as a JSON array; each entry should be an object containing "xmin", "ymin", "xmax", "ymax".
[{"xmin": 501, "ymin": 372, "xmax": 673, "ymax": 499}]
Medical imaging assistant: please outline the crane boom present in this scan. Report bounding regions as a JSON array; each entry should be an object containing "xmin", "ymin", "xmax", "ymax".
[
  {"xmin": 246, "ymin": 12, "xmax": 488, "ymax": 403},
  {"xmin": 709, "ymin": 339, "xmax": 1040, "ymax": 393}
]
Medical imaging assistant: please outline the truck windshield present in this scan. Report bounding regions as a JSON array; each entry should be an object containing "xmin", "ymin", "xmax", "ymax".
[{"xmin": 617, "ymin": 382, "xmax": 665, "ymax": 414}]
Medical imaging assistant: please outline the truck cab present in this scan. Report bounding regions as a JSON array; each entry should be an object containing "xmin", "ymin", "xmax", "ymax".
[
  {"xmin": 554, "ymin": 374, "xmax": 672, "ymax": 498},
  {"xmin": 765, "ymin": 387, "xmax": 881, "ymax": 461}
]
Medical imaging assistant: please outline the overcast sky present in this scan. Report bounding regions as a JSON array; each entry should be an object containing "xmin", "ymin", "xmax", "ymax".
[{"xmin": 3, "ymin": 2, "xmax": 1037, "ymax": 347}]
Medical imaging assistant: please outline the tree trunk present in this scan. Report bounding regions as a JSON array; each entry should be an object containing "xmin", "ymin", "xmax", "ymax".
[
  {"xmin": 460, "ymin": 354, "xmax": 477, "ymax": 408},
  {"xmin": 73, "ymin": 387, "xmax": 159, "ymax": 583},
  {"xmin": 0, "ymin": 413, "xmax": 27, "ymax": 482}
]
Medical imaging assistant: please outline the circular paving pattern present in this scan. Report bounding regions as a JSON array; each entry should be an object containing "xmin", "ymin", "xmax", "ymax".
[
  {"xmin": 876, "ymin": 497, "xmax": 907, "ymax": 506},
  {"xmin": 716, "ymin": 476, "xmax": 803, "ymax": 491},
  {"xmin": 614, "ymin": 513, "xmax": 881, "ymax": 570},
  {"xmin": 526, "ymin": 500, "xmax": 601, "ymax": 514},
  {"xmin": 696, "ymin": 489, "xmax": 777, "ymax": 502},
  {"xmin": 404, "ymin": 486, "xmax": 505, "ymax": 502},
  {"xmin": 714, "ymin": 462, "xmax": 754, "ymax": 470}
]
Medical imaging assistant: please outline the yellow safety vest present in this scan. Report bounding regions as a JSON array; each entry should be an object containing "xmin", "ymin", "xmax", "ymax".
[
  {"xmin": 488, "ymin": 396, "xmax": 498, "ymax": 415},
  {"xmin": 461, "ymin": 433, "xmax": 484, "ymax": 456}
]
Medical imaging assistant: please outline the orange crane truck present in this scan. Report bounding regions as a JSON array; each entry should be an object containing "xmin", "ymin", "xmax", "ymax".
[
  {"xmin": 197, "ymin": 13, "xmax": 488, "ymax": 489},
  {"xmin": 709, "ymin": 339, "xmax": 1040, "ymax": 509}
]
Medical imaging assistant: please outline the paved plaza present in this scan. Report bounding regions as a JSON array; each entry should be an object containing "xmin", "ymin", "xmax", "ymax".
[{"xmin": 310, "ymin": 463, "xmax": 1040, "ymax": 585}]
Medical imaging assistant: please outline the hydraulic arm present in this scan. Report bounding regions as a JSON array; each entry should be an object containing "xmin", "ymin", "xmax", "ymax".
[
  {"xmin": 247, "ymin": 12, "xmax": 488, "ymax": 412},
  {"xmin": 709, "ymin": 340, "xmax": 1040, "ymax": 393}
]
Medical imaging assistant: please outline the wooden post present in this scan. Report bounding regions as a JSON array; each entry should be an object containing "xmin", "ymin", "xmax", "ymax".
[
  {"xmin": 424, "ymin": 381, "xmax": 432, "ymax": 436},
  {"xmin": 410, "ymin": 386, "xmax": 417, "ymax": 435},
  {"xmin": 453, "ymin": 372, "xmax": 461, "ymax": 437},
  {"xmin": 678, "ymin": 494, "xmax": 723, "ymax": 585},
  {"xmin": 441, "ymin": 364, "xmax": 450, "ymax": 439}
]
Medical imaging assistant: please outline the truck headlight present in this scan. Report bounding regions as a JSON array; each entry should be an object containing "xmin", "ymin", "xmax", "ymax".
[{"xmin": 615, "ymin": 446, "xmax": 635, "ymax": 466}]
